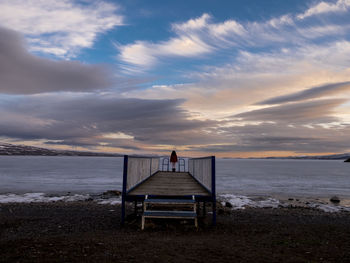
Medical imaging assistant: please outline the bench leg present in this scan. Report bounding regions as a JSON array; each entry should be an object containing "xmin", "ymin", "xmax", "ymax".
[
  {"xmin": 134, "ymin": 201, "xmax": 138, "ymax": 215},
  {"xmin": 212, "ymin": 201, "xmax": 216, "ymax": 226},
  {"xmin": 141, "ymin": 216, "xmax": 145, "ymax": 230}
]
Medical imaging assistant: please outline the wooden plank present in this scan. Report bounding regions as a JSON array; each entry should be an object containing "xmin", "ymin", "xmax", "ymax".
[
  {"xmin": 131, "ymin": 190, "xmax": 208, "ymax": 195},
  {"xmin": 142, "ymin": 194, "xmax": 198, "ymax": 230},
  {"xmin": 188, "ymin": 158, "xmax": 212, "ymax": 190},
  {"xmin": 128, "ymin": 171, "xmax": 211, "ymax": 196},
  {"xmin": 144, "ymin": 199, "xmax": 196, "ymax": 204},
  {"xmin": 136, "ymin": 184, "xmax": 199, "ymax": 188},
  {"xmin": 127, "ymin": 157, "xmax": 151, "ymax": 191},
  {"xmin": 143, "ymin": 211, "xmax": 197, "ymax": 218},
  {"xmin": 130, "ymin": 190, "xmax": 209, "ymax": 195},
  {"xmin": 133, "ymin": 185, "xmax": 207, "ymax": 191}
]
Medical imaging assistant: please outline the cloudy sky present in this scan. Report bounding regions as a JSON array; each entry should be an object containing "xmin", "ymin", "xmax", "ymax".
[{"xmin": 1, "ymin": 0, "xmax": 350, "ymax": 157}]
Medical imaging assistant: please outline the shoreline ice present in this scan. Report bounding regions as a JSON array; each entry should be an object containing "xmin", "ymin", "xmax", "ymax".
[
  {"xmin": 0, "ymin": 192, "xmax": 349, "ymax": 213},
  {"xmin": 219, "ymin": 194, "xmax": 350, "ymax": 213},
  {"xmin": 0, "ymin": 193, "xmax": 91, "ymax": 203}
]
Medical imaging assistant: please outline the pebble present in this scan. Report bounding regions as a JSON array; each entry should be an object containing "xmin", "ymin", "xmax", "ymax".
[
  {"xmin": 330, "ymin": 196, "xmax": 340, "ymax": 203},
  {"xmin": 102, "ymin": 190, "xmax": 121, "ymax": 197},
  {"xmin": 218, "ymin": 208, "xmax": 225, "ymax": 215},
  {"xmin": 225, "ymin": 202, "xmax": 233, "ymax": 208}
]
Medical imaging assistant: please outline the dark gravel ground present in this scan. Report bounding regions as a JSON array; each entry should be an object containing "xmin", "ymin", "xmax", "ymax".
[{"xmin": 1, "ymin": 202, "xmax": 350, "ymax": 263}]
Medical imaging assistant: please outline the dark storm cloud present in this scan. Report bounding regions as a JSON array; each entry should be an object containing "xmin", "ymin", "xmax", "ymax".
[
  {"xmin": 234, "ymin": 99, "xmax": 346, "ymax": 124},
  {"xmin": 222, "ymin": 97, "xmax": 350, "ymax": 153},
  {"xmin": 188, "ymin": 95, "xmax": 350, "ymax": 154},
  {"xmin": 257, "ymin": 82, "xmax": 350, "ymax": 105},
  {"xmin": 45, "ymin": 139, "xmax": 142, "ymax": 151},
  {"xmin": 188, "ymin": 122, "xmax": 350, "ymax": 153},
  {"xmin": 0, "ymin": 94, "xmax": 217, "ymax": 148},
  {"xmin": 1, "ymin": 93, "xmax": 349, "ymax": 154},
  {"xmin": 0, "ymin": 27, "xmax": 111, "ymax": 94}
]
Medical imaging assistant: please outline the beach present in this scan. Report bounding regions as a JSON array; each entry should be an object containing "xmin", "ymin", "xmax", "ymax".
[
  {"xmin": 1, "ymin": 157, "xmax": 350, "ymax": 262},
  {"xmin": 1, "ymin": 201, "xmax": 350, "ymax": 263}
]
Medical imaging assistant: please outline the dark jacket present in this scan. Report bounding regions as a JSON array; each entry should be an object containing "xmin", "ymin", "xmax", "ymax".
[{"xmin": 170, "ymin": 152, "xmax": 178, "ymax": 163}]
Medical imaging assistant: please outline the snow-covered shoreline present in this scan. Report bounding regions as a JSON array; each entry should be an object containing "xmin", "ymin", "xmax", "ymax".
[
  {"xmin": 219, "ymin": 194, "xmax": 350, "ymax": 213},
  {"xmin": 1, "ymin": 192, "xmax": 349, "ymax": 213}
]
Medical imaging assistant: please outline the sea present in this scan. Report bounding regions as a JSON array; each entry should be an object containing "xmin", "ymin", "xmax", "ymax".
[{"xmin": 0, "ymin": 156, "xmax": 349, "ymax": 212}]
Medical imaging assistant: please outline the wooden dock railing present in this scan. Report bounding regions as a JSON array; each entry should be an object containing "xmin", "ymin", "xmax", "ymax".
[{"xmin": 126, "ymin": 156, "xmax": 159, "ymax": 191}]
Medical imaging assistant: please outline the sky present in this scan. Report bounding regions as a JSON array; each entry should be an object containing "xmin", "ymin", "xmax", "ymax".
[{"xmin": 0, "ymin": 0, "xmax": 350, "ymax": 157}]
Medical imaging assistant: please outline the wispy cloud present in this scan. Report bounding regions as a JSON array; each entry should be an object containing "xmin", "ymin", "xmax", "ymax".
[
  {"xmin": 189, "ymin": 123, "xmax": 350, "ymax": 154},
  {"xmin": 297, "ymin": 0, "xmax": 350, "ymax": 19},
  {"xmin": 117, "ymin": 5, "xmax": 350, "ymax": 73},
  {"xmin": 124, "ymin": 38, "xmax": 350, "ymax": 120},
  {"xmin": 117, "ymin": 13, "xmax": 294, "ymax": 71},
  {"xmin": 117, "ymin": 14, "xmax": 217, "ymax": 72},
  {"xmin": 0, "ymin": 0, "xmax": 123, "ymax": 57},
  {"xmin": 117, "ymin": 35, "xmax": 212, "ymax": 70},
  {"xmin": 234, "ymin": 99, "xmax": 346, "ymax": 124},
  {"xmin": 257, "ymin": 82, "xmax": 350, "ymax": 105}
]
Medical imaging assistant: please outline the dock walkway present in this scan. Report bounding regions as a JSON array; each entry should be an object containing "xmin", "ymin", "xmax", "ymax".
[{"xmin": 128, "ymin": 171, "xmax": 210, "ymax": 196}]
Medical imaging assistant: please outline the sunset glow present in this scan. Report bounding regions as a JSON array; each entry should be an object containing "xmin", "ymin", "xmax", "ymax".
[{"xmin": 1, "ymin": 0, "xmax": 350, "ymax": 157}]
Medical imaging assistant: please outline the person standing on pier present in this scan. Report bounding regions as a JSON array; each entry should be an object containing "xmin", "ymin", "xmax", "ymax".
[{"xmin": 170, "ymin": 150, "xmax": 178, "ymax": 172}]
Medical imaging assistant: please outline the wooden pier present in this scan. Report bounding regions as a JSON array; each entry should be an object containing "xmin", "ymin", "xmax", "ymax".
[{"xmin": 121, "ymin": 155, "xmax": 216, "ymax": 228}]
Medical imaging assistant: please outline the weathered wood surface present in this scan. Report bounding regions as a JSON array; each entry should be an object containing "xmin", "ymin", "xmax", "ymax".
[
  {"xmin": 188, "ymin": 158, "xmax": 212, "ymax": 190},
  {"xmin": 128, "ymin": 171, "xmax": 211, "ymax": 196},
  {"xmin": 143, "ymin": 211, "xmax": 197, "ymax": 218},
  {"xmin": 144, "ymin": 199, "xmax": 196, "ymax": 204},
  {"xmin": 127, "ymin": 157, "xmax": 160, "ymax": 191},
  {"xmin": 151, "ymin": 158, "xmax": 159, "ymax": 174},
  {"xmin": 142, "ymin": 194, "xmax": 198, "ymax": 229}
]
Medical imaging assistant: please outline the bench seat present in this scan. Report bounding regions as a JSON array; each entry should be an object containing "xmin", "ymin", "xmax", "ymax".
[
  {"xmin": 143, "ymin": 210, "xmax": 197, "ymax": 218},
  {"xmin": 144, "ymin": 199, "xmax": 196, "ymax": 205},
  {"xmin": 142, "ymin": 196, "xmax": 198, "ymax": 230}
]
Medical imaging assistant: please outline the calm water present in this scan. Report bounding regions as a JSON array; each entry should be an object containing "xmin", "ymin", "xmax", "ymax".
[{"xmin": 0, "ymin": 156, "xmax": 349, "ymax": 198}]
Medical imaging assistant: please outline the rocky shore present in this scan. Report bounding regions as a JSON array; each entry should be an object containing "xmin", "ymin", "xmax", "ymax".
[{"xmin": 1, "ymin": 201, "xmax": 350, "ymax": 262}]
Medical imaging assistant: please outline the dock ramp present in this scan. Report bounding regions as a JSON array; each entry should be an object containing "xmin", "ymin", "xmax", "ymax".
[{"xmin": 121, "ymin": 155, "xmax": 216, "ymax": 227}]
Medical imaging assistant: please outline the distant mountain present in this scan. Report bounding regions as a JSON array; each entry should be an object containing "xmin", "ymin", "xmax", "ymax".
[
  {"xmin": 0, "ymin": 143, "xmax": 122, "ymax": 157},
  {"xmin": 1, "ymin": 142, "xmax": 349, "ymax": 160},
  {"xmin": 264, "ymin": 153, "xmax": 350, "ymax": 160}
]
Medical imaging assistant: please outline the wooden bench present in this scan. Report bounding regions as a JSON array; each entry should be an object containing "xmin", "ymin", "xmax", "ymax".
[{"xmin": 142, "ymin": 195, "xmax": 197, "ymax": 230}]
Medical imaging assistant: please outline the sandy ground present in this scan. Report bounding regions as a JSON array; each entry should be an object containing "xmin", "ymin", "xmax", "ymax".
[{"xmin": 1, "ymin": 202, "xmax": 350, "ymax": 263}]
